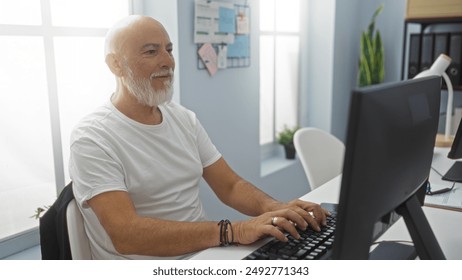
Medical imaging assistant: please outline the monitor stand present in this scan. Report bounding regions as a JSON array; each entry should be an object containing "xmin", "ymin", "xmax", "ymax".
[
  {"xmin": 369, "ymin": 242, "xmax": 417, "ymax": 260},
  {"xmin": 442, "ymin": 161, "xmax": 462, "ymax": 183},
  {"xmin": 396, "ymin": 194, "xmax": 446, "ymax": 259}
]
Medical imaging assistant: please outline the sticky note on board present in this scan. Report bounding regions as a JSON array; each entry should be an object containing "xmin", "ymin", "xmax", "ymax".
[
  {"xmin": 227, "ymin": 35, "xmax": 250, "ymax": 58},
  {"xmin": 198, "ymin": 43, "xmax": 218, "ymax": 76},
  {"xmin": 219, "ymin": 7, "xmax": 236, "ymax": 33},
  {"xmin": 236, "ymin": 14, "xmax": 250, "ymax": 34},
  {"xmin": 217, "ymin": 45, "xmax": 228, "ymax": 69}
]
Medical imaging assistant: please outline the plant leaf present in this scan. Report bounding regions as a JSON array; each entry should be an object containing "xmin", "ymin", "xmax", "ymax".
[
  {"xmin": 359, "ymin": 32, "xmax": 374, "ymax": 86},
  {"xmin": 367, "ymin": 4, "xmax": 383, "ymax": 41},
  {"xmin": 373, "ymin": 30, "xmax": 385, "ymax": 83},
  {"xmin": 358, "ymin": 4, "xmax": 385, "ymax": 86}
]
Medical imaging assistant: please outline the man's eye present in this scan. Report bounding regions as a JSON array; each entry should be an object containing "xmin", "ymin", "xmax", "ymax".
[{"xmin": 145, "ymin": 49, "xmax": 157, "ymax": 55}]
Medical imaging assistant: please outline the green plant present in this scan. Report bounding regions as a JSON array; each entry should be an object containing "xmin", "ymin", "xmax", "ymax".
[
  {"xmin": 358, "ymin": 4, "xmax": 385, "ymax": 87},
  {"xmin": 31, "ymin": 205, "xmax": 50, "ymax": 219},
  {"xmin": 277, "ymin": 125, "xmax": 300, "ymax": 146}
]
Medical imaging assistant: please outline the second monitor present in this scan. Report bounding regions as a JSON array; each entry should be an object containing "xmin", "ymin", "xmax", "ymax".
[{"xmin": 442, "ymin": 117, "xmax": 462, "ymax": 183}]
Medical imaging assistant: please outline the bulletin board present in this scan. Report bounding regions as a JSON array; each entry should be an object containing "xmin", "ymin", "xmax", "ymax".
[{"xmin": 194, "ymin": 0, "xmax": 251, "ymax": 75}]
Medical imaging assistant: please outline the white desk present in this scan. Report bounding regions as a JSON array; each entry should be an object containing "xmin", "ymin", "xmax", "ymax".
[{"xmin": 191, "ymin": 148, "xmax": 462, "ymax": 260}]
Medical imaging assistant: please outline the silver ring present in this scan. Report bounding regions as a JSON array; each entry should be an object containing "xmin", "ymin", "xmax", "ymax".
[
  {"xmin": 271, "ymin": 217, "xmax": 278, "ymax": 226},
  {"xmin": 308, "ymin": 211, "xmax": 315, "ymax": 219}
]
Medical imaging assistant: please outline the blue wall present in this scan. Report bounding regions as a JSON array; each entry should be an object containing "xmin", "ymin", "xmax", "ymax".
[
  {"xmin": 328, "ymin": 0, "xmax": 459, "ymax": 140},
  {"xmin": 330, "ymin": 0, "xmax": 407, "ymax": 140},
  {"xmin": 298, "ymin": 0, "xmax": 408, "ymax": 140}
]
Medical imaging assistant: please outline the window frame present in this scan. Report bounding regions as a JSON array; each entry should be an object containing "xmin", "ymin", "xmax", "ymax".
[
  {"xmin": 259, "ymin": 0, "xmax": 302, "ymax": 160},
  {"xmin": 0, "ymin": 0, "xmax": 134, "ymax": 259}
]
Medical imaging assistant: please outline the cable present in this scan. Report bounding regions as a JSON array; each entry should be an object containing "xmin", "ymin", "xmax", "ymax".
[
  {"xmin": 431, "ymin": 165, "xmax": 445, "ymax": 177},
  {"xmin": 426, "ymin": 181, "xmax": 456, "ymax": 196}
]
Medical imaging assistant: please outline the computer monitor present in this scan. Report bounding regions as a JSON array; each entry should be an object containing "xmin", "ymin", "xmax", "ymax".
[
  {"xmin": 442, "ymin": 117, "xmax": 462, "ymax": 182},
  {"xmin": 332, "ymin": 76, "xmax": 446, "ymax": 259}
]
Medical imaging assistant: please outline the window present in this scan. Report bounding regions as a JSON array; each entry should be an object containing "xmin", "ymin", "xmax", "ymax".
[
  {"xmin": 0, "ymin": 0, "xmax": 130, "ymax": 243},
  {"xmin": 259, "ymin": 0, "xmax": 301, "ymax": 148}
]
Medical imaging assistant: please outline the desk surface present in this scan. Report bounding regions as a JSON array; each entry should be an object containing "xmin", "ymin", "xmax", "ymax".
[{"xmin": 191, "ymin": 148, "xmax": 462, "ymax": 260}]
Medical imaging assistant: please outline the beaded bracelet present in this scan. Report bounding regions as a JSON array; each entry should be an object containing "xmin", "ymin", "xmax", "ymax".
[{"xmin": 218, "ymin": 219, "xmax": 235, "ymax": 247}]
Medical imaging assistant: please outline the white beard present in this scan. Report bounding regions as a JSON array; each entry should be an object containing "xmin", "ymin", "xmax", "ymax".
[{"xmin": 123, "ymin": 67, "xmax": 174, "ymax": 107}]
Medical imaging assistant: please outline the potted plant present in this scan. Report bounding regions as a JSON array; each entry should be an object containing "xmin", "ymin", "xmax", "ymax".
[
  {"xmin": 277, "ymin": 125, "xmax": 300, "ymax": 159},
  {"xmin": 358, "ymin": 4, "xmax": 385, "ymax": 87}
]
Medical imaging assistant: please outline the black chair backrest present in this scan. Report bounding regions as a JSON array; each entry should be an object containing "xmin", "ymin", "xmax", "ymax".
[{"xmin": 39, "ymin": 182, "xmax": 74, "ymax": 260}]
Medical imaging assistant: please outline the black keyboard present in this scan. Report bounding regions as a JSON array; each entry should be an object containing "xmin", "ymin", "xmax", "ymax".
[{"xmin": 243, "ymin": 211, "xmax": 337, "ymax": 260}]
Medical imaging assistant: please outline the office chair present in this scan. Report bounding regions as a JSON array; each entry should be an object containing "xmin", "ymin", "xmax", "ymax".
[
  {"xmin": 294, "ymin": 127, "xmax": 345, "ymax": 190},
  {"xmin": 66, "ymin": 199, "xmax": 92, "ymax": 259}
]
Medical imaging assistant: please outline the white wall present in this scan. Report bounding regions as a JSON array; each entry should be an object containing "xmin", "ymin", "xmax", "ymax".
[{"xmin": 299, "ymin": 0, "xmax": 336, "ymax": 132}]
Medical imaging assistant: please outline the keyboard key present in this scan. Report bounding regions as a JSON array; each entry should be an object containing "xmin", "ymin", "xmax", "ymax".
[{"xmin": 295, "ymin": 249, "xmax": 308, "ymax": 258}]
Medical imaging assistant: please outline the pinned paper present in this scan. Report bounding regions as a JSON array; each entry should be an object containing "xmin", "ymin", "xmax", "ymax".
[
  {"xmin": 236, "ymin": 13, "xmax": 250, "ymax": 34},
  {"xmin": 217, "ymin": 45, "xmax": 228, "ymax": 69},
  {"xmin": 227, "ymin": 35, "xmax": 250, "ymax": 58},
  {"xmin": 194, "ymin": 0, "xmax": 235, "ymax": 44},
  {"xmin": 219, "ymin": 7, "xmax": 236, "ymax": 33},
  {"xmin": 198, "ymin": 43, "xmax": 218, "ymax": 76}
]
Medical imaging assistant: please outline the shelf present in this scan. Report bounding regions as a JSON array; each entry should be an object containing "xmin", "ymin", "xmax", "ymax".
[
  {"xmin": 406, "ymin": 0, "xmax": 462, "ymax": 21},
  {"xmin": 405, "ymin": 17, "xmax": 462, "ymax": 24},
  {"xmin": 401, "ymin": 18, "xmax": 462, "ymax": 88}
]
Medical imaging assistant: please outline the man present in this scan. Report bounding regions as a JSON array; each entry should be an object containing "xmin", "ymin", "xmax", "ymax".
[{"xmin": 69, "ymin": 15, "xmax": 329, "ymax": 260}]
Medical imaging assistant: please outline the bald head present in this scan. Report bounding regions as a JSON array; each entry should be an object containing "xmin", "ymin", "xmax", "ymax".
[
  {"xmin": 104, "ymin": 15, "xmax": 168, "ymax": 57},
  {"xmin": 104, "ymin": 15, "xmax": 174, "ymax": 77},
  {"xmin": 104, "ymin": 15, "xmax": 175, "ymax": 108}
]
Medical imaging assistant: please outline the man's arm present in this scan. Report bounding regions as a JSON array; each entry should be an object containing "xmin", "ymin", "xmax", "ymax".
[
  {"xmin": 87, "ymin": 191, "xmax": 223, "ymax": 256},
  {"xmin": 87, "ymin": 188, "xmax": 307, "ymax": 256},
  {"xmin": 202, "ymin": 158, "xmax": 279, "ymax": 216}
]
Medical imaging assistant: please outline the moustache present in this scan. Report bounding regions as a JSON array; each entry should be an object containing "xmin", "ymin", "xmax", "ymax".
[{"xmin": 150, "ymin": 69, "xmax": 174, "ymax": 79}]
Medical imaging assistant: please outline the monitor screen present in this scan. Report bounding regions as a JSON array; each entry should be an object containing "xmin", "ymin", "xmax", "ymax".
[
  {"xmin": 332, "ymin": 76, "xmax": 445, "ymax": 259},
  {"xmin": 442, "ymin": 117, "xmax": 462, "ymax": 182}
]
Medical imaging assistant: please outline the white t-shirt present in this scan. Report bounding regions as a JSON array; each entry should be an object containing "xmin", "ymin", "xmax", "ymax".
[{"xmin": 69, "ymin": 100, "xmax": 222, "ymax": 259}]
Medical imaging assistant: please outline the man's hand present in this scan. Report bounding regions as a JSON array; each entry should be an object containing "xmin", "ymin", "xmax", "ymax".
[
  {"xmin": 286, "ymin": 199, "xmax": 331, "ymax": 230},
  {"xmin": 233, "ymin": 201, "xmax": 331, "ymax": 245},
  {"xmin": 267, "ymin": 199, "xmax": 330, "ymax": 230}
]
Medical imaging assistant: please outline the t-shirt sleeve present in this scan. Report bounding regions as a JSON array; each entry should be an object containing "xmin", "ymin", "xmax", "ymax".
[
  {"xmin": 69, "ymin": 136, "xmax": 127, "ymax": 208},
  {"xmin": 194, "ymin": 118, "xmax": 222, "ymax": 168}
]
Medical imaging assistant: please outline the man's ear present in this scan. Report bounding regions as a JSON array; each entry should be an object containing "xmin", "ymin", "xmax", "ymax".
[{"xmin": 105, "ymin": 53, "xmax": 123, "ymax": 77}]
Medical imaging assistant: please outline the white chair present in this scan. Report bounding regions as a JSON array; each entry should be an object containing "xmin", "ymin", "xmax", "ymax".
[
  {"xmin": 66, "ymin": 199, "xmax": 92, "ymax": 259},
  {"xmin": 294, "ymin": 127, "xmax": 345, "ymax": 190}
]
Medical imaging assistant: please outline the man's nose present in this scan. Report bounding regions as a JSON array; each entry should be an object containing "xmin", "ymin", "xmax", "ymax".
[{"xmin": 159, "ymin": 50, "xmax": 175, "ymax": 70}]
